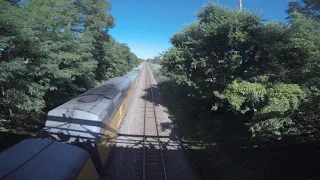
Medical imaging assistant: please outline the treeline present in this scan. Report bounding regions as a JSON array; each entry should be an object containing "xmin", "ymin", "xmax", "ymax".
[
  {"xmin": 161, "ymin": 1, "xmax": 320, "ymax": 142},
  {"xmin": 0, "ymin": 0, "xmax": 141, "ymax": 132},
  {"xmin": 146, "ymin": 56, "xmax": 162, "ymax": 64}
]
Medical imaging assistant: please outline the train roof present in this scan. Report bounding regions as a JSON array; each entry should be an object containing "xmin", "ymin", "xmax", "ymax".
[
  {"xmin": 48, "ymin": 95, "xmax": 112, "ymax": 117},
  {"xmin": 83, "ymin": 77, "xmax": 124, "ymax": 99},
  {"xmin": 0, "ymin": 139, "xmax": 89, "ymax": 180}
]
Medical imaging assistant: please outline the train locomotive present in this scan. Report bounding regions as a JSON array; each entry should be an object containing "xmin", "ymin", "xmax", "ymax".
[{"xmin": 0, "ymin": 64, "xmax": 144, "ymax": 180}]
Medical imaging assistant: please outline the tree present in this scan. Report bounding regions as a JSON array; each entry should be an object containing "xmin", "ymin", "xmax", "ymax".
[
  {"xmin": 161, "ymin": 3, "xmax": 320, "ymax": 141},
  {"xmin": 146, "ymin": 56, "xmax": 162, "ymax": 64},
  {"xmin": 73, "ymin": 0, "xmax": 114, "ymax": 82},
  {"xmin": 287, "ymin": 0, "xmax": 320, "ymax": 21},
  {"xmin": 0, "ymin": 0, "xmax": 96, "ymax": 117},
  {"xmin": 0, "ymin": 0, "xmax": 141, "ymax": 133}
]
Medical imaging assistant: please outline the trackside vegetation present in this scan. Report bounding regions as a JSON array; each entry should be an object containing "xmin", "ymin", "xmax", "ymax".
[
  {"xmin": 161, "ymin": 1, "xmax": 320, "ymax": 142},
  {"xmin": 148, "ymin": 1, "xmax": 320, "ymax": 179},
  {"xmin": 0, "ymin": 0, "xmax": 141, "ymax": 145}
]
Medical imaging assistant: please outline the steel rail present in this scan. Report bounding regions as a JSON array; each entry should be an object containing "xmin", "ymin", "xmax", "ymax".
[
  {"xmin": 142, "ymin": 65, "xmax": 168, "ymax": 180},
  {"xmin": 143, "ymin": 66, "xmax": 147, "ymax": 180}
]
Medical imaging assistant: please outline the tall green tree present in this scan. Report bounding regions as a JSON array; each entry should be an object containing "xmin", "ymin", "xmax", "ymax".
[
  {"xmin": 73, "ymin": 0, "xmax": 114, "ymax": 82},
  {"xmin": 0, "ymin": 0, "xmax": 141, "ymax": 133},
  {"xmin": 161, "ymin": 3, "xmax": 320, "ymax": 141},
  {"xmin": 0, "ymin": 0, "xmax": 97, "ymax": 117},
  {"xmin": 287, "ymin": 0, "xmax": 320, "ymax": 21}
]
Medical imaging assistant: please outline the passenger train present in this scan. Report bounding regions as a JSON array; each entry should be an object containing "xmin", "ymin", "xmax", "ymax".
[{"xmin": 0, "ymin": 64, "xmax": 144, "ymax": 180}]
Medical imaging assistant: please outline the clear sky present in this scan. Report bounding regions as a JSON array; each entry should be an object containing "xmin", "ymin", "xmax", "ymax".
[{"xmin": 109, "ymin": 0, "xmax": 292, "ymax": 59}]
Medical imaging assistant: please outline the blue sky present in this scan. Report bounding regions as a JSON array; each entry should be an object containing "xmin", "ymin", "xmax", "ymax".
[{"xmin": 109, "ymin": 0, "xmax": 292, "ymax": 59}]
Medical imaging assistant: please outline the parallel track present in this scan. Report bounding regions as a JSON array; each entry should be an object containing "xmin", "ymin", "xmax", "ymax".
[{"xmin": 142, "ymin": 66, "xmax": 168, "ymax": 180}]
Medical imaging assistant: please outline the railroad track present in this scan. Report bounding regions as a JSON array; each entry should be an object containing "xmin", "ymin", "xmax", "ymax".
[{"xmin": 142, "ymin": 66, "xmax": 168, "ymax": 180}]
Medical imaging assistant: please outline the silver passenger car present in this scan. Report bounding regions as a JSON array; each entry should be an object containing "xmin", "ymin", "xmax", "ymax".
[{"xmin": 42, "ymin": 65, "xmax": 143, "ymax": 142}]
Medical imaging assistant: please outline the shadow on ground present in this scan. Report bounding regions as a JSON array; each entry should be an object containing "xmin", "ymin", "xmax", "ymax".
[
  {"xmin": 103, "ymin": 133, "xmax": 195, "ymax": 180},
  {"xmin": 142, "ymin": 79, "xmax": 320, "ymax": 180}
]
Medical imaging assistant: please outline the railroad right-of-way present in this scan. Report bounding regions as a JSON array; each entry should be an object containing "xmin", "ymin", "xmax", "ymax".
[{"xmin": 102, "ymin": 63, "xmax": 195, "ymax": 180}]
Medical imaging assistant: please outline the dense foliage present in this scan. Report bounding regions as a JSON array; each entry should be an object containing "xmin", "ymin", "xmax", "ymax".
[
  {"xmin": 287, "ymin": 0, "xmax": 320, "ymax": 21},
  {"xmin": 0, "ymin": 0, "xmax": 141, "ymax": 133},
  {"xmin": 161, "ymin": 2, "xmax": 320, "ymax": 141}
]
